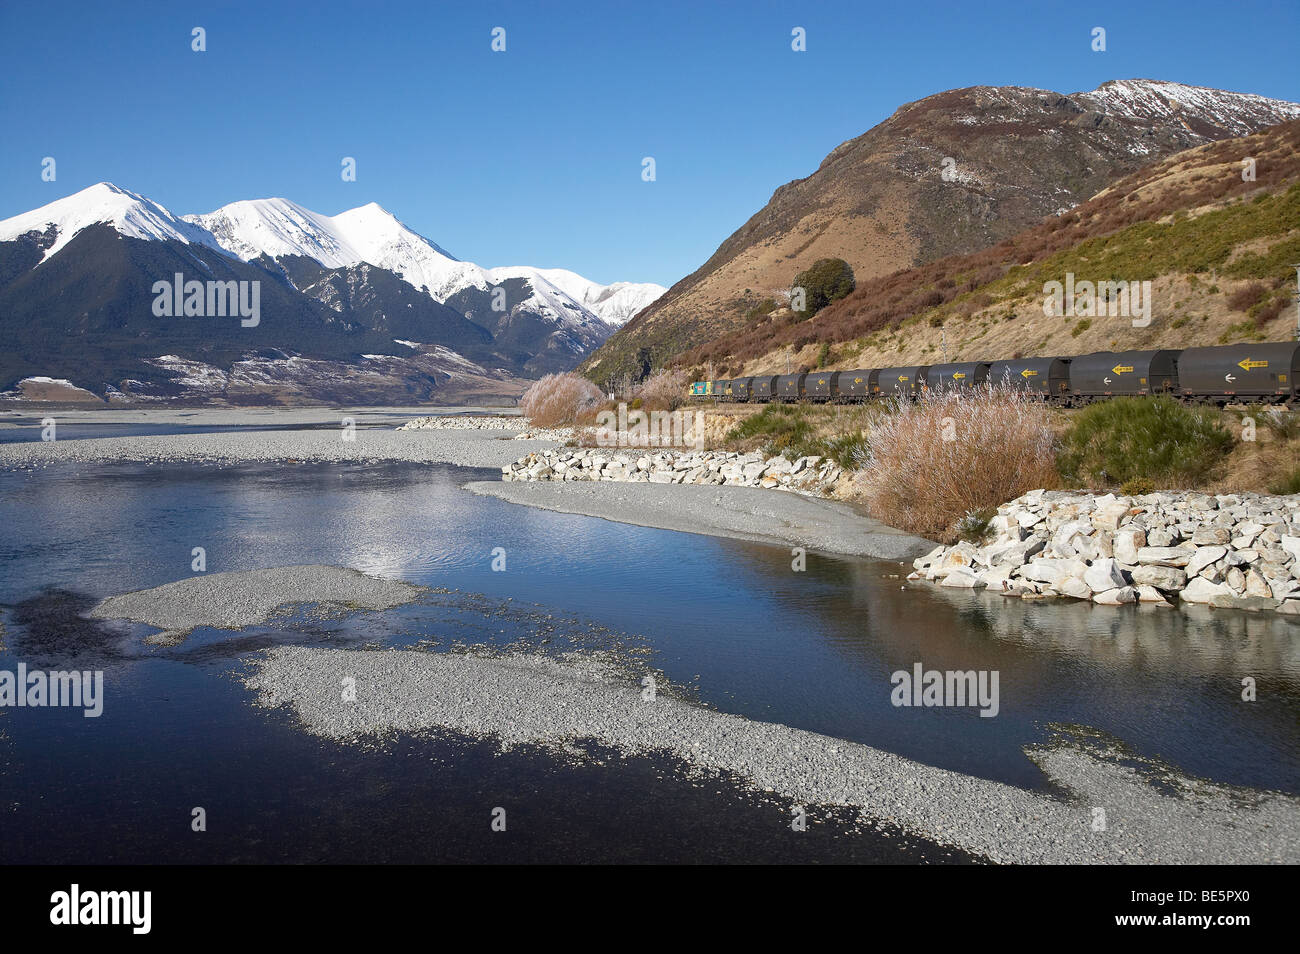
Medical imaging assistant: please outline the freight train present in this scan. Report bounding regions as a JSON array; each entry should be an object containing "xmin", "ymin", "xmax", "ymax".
[{"xmin": 691, "ymin": 341, "xmax": 1300, "ymax": 407}]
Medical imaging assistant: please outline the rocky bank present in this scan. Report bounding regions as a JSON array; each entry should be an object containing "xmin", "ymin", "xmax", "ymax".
[
  {"xmin": 500, "ymin": 447, "xmax": 845, "ymax": 495},
  {"xmin": 913, "ymin": 489, "xmax": 1300, "ymax": 616}
]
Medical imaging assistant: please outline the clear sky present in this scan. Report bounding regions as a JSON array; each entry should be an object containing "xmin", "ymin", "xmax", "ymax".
[{"xmin": 1, "ymin": 0, "xmax": 1296, "ymax": 287}]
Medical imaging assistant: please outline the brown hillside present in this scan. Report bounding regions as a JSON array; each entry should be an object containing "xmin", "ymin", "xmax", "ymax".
[
  {"xmin": 584, "ymin": 80, "xmax": 1300, "ymax": 386},
  {"xmin": 682, "ymin": 120, "xmax": 1300, "ymax": 376}
]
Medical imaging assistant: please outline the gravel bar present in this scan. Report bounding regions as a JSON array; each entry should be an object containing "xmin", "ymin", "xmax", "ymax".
[
  {"xmin": 245, "ymin": 644, "xmax": 1300, "ymax": 865},
  {"xmin": 0, "ymin": 427, "xmax": 558, "ymax": 470},
  {"xmin": 89, "ymin": 565, "xmax": 425, "ymax": 641},
  {"xmin": 466, "ymin": 479, "xmax": 936, "ymax": 560}
]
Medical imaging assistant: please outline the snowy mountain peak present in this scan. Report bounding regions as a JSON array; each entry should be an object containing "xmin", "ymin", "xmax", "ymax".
[
  {"xmin": 0, "ymin": 181, "xmax": 217, "ymax": 262},
  {"xmin": 2, "ymin": 184, "xmax": 665, "ymax": 331},
  {"xmin": 1076, "ymin": 79, "xmax": 1300, "ymax": 135}
]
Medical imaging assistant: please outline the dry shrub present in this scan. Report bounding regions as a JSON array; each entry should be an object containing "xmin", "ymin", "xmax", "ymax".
[
  {"xmin": 519, "ymin": 373, "xmax": 604, "ymax": 428},
  {"xmin": 858, "ymin": 386, "xmax": 1059, "ymax": 540},
  {"xmin": 1227, "ymin": 281, "xmax": 1267, "ymax": 313},
  {"xmin": 633, "ymin": 369, "xmax": 690, "ymax": 411}
]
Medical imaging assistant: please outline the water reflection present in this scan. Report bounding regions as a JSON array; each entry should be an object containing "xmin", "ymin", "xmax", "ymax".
[{"xmin": 1, "ymin": 460, "xmax": 1296, "ymax": 795}]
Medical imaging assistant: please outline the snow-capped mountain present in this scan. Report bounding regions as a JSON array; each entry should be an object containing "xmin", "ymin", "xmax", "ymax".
[
  {"xmin": 0, "ymin": 183, "xmax": 665, "ymax": 400},
  {"xmin": 185, "ymin": 197, "xmax": 663, "ymax": 330},
  {"xmin": 0, "ymin": 182, "xmax": 220, "ymax": 262},
  {"xmin": 527, "ymin": 269, "xmax": 669, "ymax": 327},
  {"xmin": 0, "ymin": 183, "xmax": 664, "ymax": 338}
]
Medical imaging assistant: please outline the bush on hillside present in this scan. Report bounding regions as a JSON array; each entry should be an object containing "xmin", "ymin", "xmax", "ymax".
[
  {"xmin": 791, "ymin": 258, "xmax": 855, "ymax": 318},
  {"xmin": 857, "ymin": 387, "xmax": 1059, "ymax": 540},
  {"xmin": 519, "ymin": 373, "xmax": 604, "ymax": 428},
  {"xmin": 1056, "ymin": 396, "xmax": 1233, "ymax": 488}
]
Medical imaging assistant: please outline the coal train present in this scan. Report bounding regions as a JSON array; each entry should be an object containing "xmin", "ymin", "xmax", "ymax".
[{"xmin": 689, "ymin": 341, "xmax": 1300, "ymax": 407}]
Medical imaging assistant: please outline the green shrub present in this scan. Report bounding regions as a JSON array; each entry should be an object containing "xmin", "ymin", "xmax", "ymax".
[
  {"xmin": 791, "ymin": 258, "xmax": 856, "ymax": 318},
  {"xmin": 1120, "ymin": 476, "xmax": 1155, "ymax": 496},
  {"xmin": 1058, "ymin": 397, "xmax": 1234, "ymax": 488},
  {"xmin": 1269, "ymin": 466, "xmax": 1300, "ymax": 496},
  {"xmin": 725, "ymin": 404, "xmax": 865, "ymax": 467},
  {"xmin": 956, "ymin": 507, "xmax": 997, "ymax": 544}
]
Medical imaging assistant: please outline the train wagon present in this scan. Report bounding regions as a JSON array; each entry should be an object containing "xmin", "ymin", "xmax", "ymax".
[
  {"xmin": 1068, "ymin": 350, "xmax": 1180, "ymax": 399},
  {"xmin": 751, "ymin": 375, "xmax": 780, "ymax": 401},
  {"xmin": 730, "ymin": 376, "xmax": 754, "ymax": 402},
  {"xmin": 986, "ymin": 357, "xmax": 1071, "ymax": 400},
  {"xmin": 1176, "ymin": 342, "xmax": 1300, "ymax": 405},
  {"xmin": 776, "ymin": 373, "xmax": 807, "ymax": 402},
  {"xmin": 873, "ymin": 366, "xmax": 929, "ymax": 398},
  {"xmin": 804, "ymin": 371, "xmax": 836, "ymax": 402},
  {"xmin": 924, "ymin": 362, "xmax": 991, "ymax": 392},
  {"xmin": 710, "ymin": 379, "xmax": 730, "ymax": 400},
  {"xmin": 834, "ymin": 369, "xmax": 873, "ymax": 402},
  {"xmin": 688, "ymin": 381, "xmax": 710, "ymax": 397}
]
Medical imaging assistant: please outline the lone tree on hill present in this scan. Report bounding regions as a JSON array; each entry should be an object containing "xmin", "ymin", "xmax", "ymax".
[{"xmin": 791, "ymin": 258, "xmax": 855, "ymax": 319}]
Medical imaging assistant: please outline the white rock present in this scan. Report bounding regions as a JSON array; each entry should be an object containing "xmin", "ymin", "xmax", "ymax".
[
  {"xmin": 1185, "ymin": 545, "xmax": 1226, "ymax": 578},
  {"xmin": 940, "ymin": 566, "xmax": 985, "ymax": 588},
  {"xmin": 1181, "ymin": 577, "xmax": 1231, "ymax": 604},
  {"xmin": 1083, "ymin": 557, "xmax": 1126, "ymax": 592},
  {"xmin": 1093, "ymin": 586, "xmax": 1138, "ymax": 605}
]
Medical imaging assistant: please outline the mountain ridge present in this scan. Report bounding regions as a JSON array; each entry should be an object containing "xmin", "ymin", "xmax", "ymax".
[{"xmin": 582, "ymin": 79, "xmax": 1300, "ymax": 385}]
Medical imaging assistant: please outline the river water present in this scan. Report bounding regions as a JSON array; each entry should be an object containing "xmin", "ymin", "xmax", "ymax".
[{"xmin": 1, "ymin": 454, "xmax": 1297, "ymax": 862}]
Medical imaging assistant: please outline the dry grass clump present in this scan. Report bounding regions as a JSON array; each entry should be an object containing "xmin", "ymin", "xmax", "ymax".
[
  {"xmin": 857, "ymin": 386, "xmax": 1059, "ymax": 540},
  {"xmin": 632, "ymin": 369, "xmax": 690, "ymax": 411},
  {"xmin": 519, "ymin": 373, "xmax": 604, "ymax": 428}
]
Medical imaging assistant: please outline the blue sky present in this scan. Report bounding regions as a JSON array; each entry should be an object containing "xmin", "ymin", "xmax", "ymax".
[{"xmin": 1, "ymin": 0, "xmax": 1296, "ymax": 286}]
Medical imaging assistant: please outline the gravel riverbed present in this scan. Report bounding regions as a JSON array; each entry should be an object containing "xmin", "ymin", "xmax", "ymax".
[
  {"xmin": 0, "ymin": 427, "xmax": 557, "ymax": 470},
  {"xmin": 467, "ymin": 479, "xmax": 935, "ymax": 560},
  {"xmin": 244, "ymin": 643, "xmax": 1300, "ymax": 865},
  {"xmin": 88, "ymin": 565, "xmax": 426, "ymax": 642}
]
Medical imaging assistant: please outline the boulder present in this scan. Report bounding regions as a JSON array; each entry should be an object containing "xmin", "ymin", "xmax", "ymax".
[
  {"xmin": 1129, "ymin": 565, "xmax": 1188, "ymax": 591},
  {"xmin": 1083, "ymin": 558, "xmax": 1126, "ymax": 592},
  {"xmin": 1181, "ymin": 577, "xmax": 1231, "ymax": 604},
  {"xmin": 1136, "ymin": 546, "xmax": 1195, "ymax": 567},
  {"xmin": 1208, "ymin": 595, "xmax": 1279, "ymax": 612},
  {"xmin": 1185, "ymin": 545, "xmax": 1227, "ymax": 578},
  {"xmin": 1093, "ymin": 586, "xmax": 1138, "ymax": 605},
  {"xmin": 1134, "ymin": 585, "xmax": 1173, "ymax": 606},
  {"xmin": 1113, "ymin": 528, "xmax": 1146, "ymax": 564}
]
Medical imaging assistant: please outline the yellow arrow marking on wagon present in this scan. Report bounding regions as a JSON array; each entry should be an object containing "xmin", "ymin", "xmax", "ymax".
[
  {"xmin": 1238, "ymin": 358, "xmax": 1267, "ymax": 370},
  {"xmin": 1020, "ymin": 369, "xmax": 1038, "ymax": 378},
  {"xmin": 1112, "ymin": 364, "xmax": 1133, "ymax": 374},
  {"xmin": 952, "ymin": 372, "xmax": 966, "ymax": 379}
]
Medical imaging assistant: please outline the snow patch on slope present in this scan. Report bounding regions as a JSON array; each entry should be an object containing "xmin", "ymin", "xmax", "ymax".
[{"xmin": 1077, "ymin": 79, "xmax": 1300, "ymax": 135}]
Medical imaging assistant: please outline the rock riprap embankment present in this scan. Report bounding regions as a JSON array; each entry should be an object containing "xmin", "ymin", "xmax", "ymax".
[
  {"xmin": 398, "ymin": 415, "xmax": 520, "ymax": 430},
  {"xmin": 913, "ymin": 490, "xmax": 1300, "ymax": 616},
  {"xmin": 501, "ymin": 448, "xmax": 844, "ymax": 495},
  {"xmin": 398, "ymin": 415, "xmax": 573, "ymax": 441}
]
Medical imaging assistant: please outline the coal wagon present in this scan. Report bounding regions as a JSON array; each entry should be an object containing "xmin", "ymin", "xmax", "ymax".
[
  {"xmin": 834, "ymin": 369, "xmax": 872, "ymax": 402},
  {"xmin": 924, "ymin": 362, "xmax": 991, "ymax": 392},
  {"xmin": 804, "ymin": 371, "xmax": 836, "ymax": 402},
  {"xmin": 873, "ymin": 366, "xmax": 930, "ymax": 398},
  {"xmin": 986, "ymin": 357, "xmax": 1071, "ymax": 400},
  {"xmin": 751, "ymin": 375, "xmax": 780, "ymax": 401},
  {"xmin": 776, "ymin": 373, "xmax": 807, "ymax": 402},
  {"xmin": 1068, "ymin": 350, "xmax": 1180, "ymax": 400},
  {"xmin": 1176, "ymin": 342, "xmax": 1300, "ymax": 404}
]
